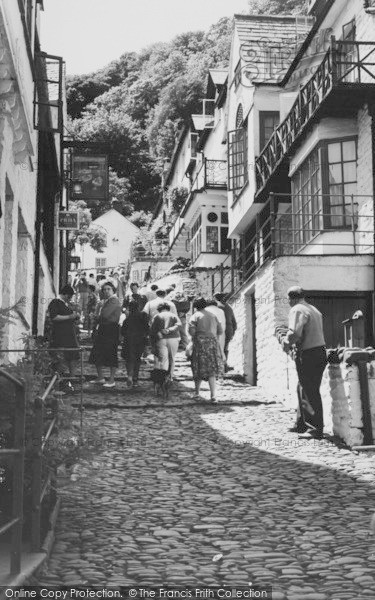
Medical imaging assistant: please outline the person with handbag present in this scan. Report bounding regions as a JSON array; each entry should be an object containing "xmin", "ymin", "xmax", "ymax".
[{"xmin": 89, "ymin": 281, "xmax": 122, "ymax": 388}]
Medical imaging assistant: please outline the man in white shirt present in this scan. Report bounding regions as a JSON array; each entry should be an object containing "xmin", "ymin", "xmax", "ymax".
[
  {"xmin": 282, "ymin": 286, "xmax": 327, "ymax": 440},
  {"xmin": 143, "ymin": 289, "xmax": 177, "ymax": 321}
]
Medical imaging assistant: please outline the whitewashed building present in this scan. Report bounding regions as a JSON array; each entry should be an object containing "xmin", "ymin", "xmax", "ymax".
[
  {"xmin": 0, "ymin": 0, "xmax": 66, "ymax": 350},
  {"xmin": 165, "ymin": 70, "xmax": 230, "ymax": 269},
  {"xmin": 76, "ymin": 209, "xmax": 140, "ymax": 272},
  {"xmin": 212, "ymin": 4, "xmax": 375, "ymax": 399}
]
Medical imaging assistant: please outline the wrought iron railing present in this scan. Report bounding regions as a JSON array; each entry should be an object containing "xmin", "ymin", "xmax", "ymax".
[
  {"xmin": 211, "ymin": 193, "xmax": 374, "ymax": 296},
  {"xmin": 255, "ymin": 38, "xmax": 375, "ymax": 194},
  {"xmin": 205, "ymin": 159, "xmax": 227, "ymax": 188}
]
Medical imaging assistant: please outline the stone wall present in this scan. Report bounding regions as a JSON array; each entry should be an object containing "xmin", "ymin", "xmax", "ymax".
[{"xmin": 321, "ymin": 362, "xmax": 375, "ymax": 448}]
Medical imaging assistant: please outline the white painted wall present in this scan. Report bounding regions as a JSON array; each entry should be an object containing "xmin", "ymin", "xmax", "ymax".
[{"xmin": 77, "ymin": 209, "xmax": 140, "ymax": 271}]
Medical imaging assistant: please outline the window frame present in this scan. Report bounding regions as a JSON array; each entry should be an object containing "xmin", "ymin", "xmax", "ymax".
[
  {"xmin": 227, "ymin": 120, "xmax": 248, "ymax": 193},
  {"xmin": 259, "ymin": 111, "xmax": 280, "ymax": 153},
  {"xmin": 291, "ymin": 136, "xmax": 358, "ymax": 249}
]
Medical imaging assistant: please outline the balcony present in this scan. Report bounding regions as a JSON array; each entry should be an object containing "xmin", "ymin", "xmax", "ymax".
[
  {"xmin": 210, "ymin": 193, "xmax": 374, "ymax": 296},
  {"xmin": 255, "ymin": 39, "xmax": 375, "ymax": 199}
]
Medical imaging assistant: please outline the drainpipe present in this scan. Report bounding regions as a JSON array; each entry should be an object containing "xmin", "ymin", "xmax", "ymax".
[
  {"xmin": 32, "ymin": 136, "xmax": 43, "ymax": 336},
  {"xmin": 370, "ymin": 101, "xmax": 375, "ymax": 345}
]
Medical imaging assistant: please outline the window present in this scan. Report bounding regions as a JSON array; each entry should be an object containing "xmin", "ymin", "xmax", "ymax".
[
  {"xmin": 291, "ymin": 137, "xmax": 357, "ymax": 249},
  {"xmin": 339, "ymin": 19, "xmax": 358, "ymax": 83},
  {"xmin": 95, "ymin": 257, "xmax": 107, "ymax": 268},
  {"xmin": 228, "ymin": 124, "xmax": 248, "ymax": 193},
  {"xmin": 221, "ymin": 227, "xmax": 231, "ymax": 254},
  {"xmin": 323, "ymin": 139, "xmax": 357, "ymax": 228},
  {"xmin": 191, "ymin": 215, "xmax": 202, "ymax": 263},
  {"xmin": 206, "ymin": 226, "xmax": 219, "ymax": 253},
  {"xmin": 259, "ymin": 111, "xmax": 280, "ymax": 152},
  {"xmin": 221, "ymin": 212, "xmax": 229, "ymax": 225},
  {"xmin": 292, "ymin": 147, "xmax": 322, "ymax": 249}
]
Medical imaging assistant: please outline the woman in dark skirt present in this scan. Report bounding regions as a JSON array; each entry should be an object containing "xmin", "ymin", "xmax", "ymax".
[
  {"xmin": 89, "ymin": 282, "xmax": 122, "ymax": 388},
  {"xmin": 47, "ymin": 285, "xmax": 80, "ymax": 378}
]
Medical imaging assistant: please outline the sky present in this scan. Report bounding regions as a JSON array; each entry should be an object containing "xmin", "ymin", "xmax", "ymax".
[{"xmin": 41, "ymin": 0, "xmax": 248, "ymax": 76}]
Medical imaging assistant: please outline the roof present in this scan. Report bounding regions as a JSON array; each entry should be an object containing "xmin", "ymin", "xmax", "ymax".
[
  {"xmin": 233, "ymin": 14, "xmax": 314, "ymax": 84},
  {"xmin": 93, "ymin": 209, "xmax": 140, "ymax": 232}
]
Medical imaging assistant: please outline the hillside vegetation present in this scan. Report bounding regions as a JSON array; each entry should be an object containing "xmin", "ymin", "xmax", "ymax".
[{"xmin": 66, "ymin": 0, "xmax": 306, "ymax": 224}]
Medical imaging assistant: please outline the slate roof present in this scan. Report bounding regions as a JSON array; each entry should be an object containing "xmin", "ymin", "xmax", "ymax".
[{"xmin": 234, "ymin": 14, "xmax": 314, "ymax": 84}]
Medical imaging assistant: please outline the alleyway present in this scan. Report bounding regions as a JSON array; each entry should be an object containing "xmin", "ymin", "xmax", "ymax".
[{"xmin": 35, "ymin": 354, "xmax": 375, "ymax": 600}]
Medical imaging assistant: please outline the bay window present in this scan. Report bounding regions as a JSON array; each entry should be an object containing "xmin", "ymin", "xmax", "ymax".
[{"xmin": 291, "ymin": 137, "xmax": 357, "ymax": 249}]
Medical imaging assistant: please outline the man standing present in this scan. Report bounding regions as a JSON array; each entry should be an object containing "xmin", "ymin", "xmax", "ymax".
[
  {"xmin": 282, "ymin": 286, "xmax": 327, "ymax": 440},
  {"xmin": 172, "ymin": 291, "xmax": 190, "ymax": 350},
  {"xmin": 143, "ymin": 289, "xmax": 177, "ymax": 321},
  {"xmin": 214, "ymin": 293, "xmax": 237, "ymax": 370}
]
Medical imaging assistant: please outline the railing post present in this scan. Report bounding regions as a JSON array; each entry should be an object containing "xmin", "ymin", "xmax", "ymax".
[
  {"xmin": 31, "ymin": 396, "xmax": 43, "ymax": 552},
  {"xmin": 270, "ymin": 193, "xmax": 276, "ymax": 259},
  {"xmin": 256, "ymin": 214, "xmax": 261, "ymax": 268},
  {"xmin": 231, "ymin": 246, "xmax": 235, "ymax": 294},
  {"xmin": 10, "ymin": 383, "xmax": 26, "ymax": 574},
  {"xmin": 331, "ymin": 35, "xmax": 338, "ymax": 85},
  {"xmin": 211, "ymin": 273, "xmax": 215, "ymax": 296},
  {"xmin": 351, "ymin": 194, "xmax": 357, "ymax": 254},
  {"xmin": 220, "ymin": 263, "xmax": 224, "ymax": 292}
]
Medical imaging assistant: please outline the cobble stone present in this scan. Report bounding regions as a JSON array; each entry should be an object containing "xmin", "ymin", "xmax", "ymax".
[{"xmin": 33, "ymin": 353, "xmax": 375, "ymax": 598}]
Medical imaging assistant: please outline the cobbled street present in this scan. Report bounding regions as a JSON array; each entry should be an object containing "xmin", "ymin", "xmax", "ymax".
[{"xmin": 35, "ymin": 353, "xmax": 375, "ymax": 600}]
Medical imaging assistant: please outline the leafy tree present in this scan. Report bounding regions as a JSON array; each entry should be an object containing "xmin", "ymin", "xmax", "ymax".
[
  {"xmin": 68, "ymin": 200, "xmax": 107, "ymax": 253},
  {"xmin": 248, "ymin": 0, "xmax": 306, "ymax": 14}
]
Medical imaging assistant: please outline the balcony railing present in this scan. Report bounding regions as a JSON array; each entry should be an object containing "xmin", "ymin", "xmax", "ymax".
[
  {"xmin": 205, "ymin": 159, "xmax": 227, "ymax": 188},
  {"xmin": 211, "ymin": 193, "xmax": 374, "ymax": 296},
  {"xmin": 255, "ymin": 38, "xmax": 375, "ymax": 195}
]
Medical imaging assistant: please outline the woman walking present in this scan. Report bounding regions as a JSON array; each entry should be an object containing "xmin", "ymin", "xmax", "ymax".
[
  {"xmin": 89, "ymin": 282, "xmax": 122, "ymax": 388},
  {"xmin": 188, "ymin": 297, "xmax": 224, "ymax": 402},
  {"xmin": 150, "ymin": 303, "xmax": 181, "ymax": 380},
  {"xmin": 121, "ymin": 300, "xmax": 150, "ymax": 387}
]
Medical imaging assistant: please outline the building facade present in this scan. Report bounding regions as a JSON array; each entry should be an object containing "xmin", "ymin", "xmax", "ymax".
[
  {"xmin": 0, "ymin": 0, "xmax": 66, "ymax": 351},
  {"xmin": 164, "ymin": 69, "xmax": 230, "ymax": 270},
  {"xmin": 75, "ymin": 209, "xmax": 140, "ymax": 272},
  {"xmin": 217, "ymin": 3, "xmax": 375, "ymax": 398}
]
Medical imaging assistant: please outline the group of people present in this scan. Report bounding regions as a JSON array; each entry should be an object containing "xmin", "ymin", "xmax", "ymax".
[{"xmin": 47, "ymin": 277, "xmax": 237, "ymax": 401}]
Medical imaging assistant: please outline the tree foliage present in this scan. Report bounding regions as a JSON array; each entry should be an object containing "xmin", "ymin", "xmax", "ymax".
[
  {"xmin": 247, "ymin": 0, "xmax": 306, "ymax": 14},
  {"xmin": 68, "ymin": 200, "xmax": 107, "ymax": 253},
  {"xmin": 66, "ymin": 17, "xmax": 233, "ymax": 218}
]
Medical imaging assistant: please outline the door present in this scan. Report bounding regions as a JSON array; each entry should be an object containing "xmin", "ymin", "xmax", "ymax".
[{"xmin": 304, "ymin": 291, "xmax": 373, "ymax": 348}]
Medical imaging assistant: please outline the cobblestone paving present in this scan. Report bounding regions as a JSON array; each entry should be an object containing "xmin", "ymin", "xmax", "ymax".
[{"xmin": 36, "ymin": 354, "xmax": 375, "ymax": 599}]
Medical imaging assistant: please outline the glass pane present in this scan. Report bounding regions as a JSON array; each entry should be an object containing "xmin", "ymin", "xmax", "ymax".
[
  {"xmin": 329, "ymin": 163, "xmax": 342, "ymax": 184},
  {"xmin": 343, "ymin": 161, "xmax": 357, "ymax": 182},
  {"xmin": 331, "ymin": 205, "xmax": 344, "ymax": 228},
  {"xmin": 328, "ymin": 142, "xmax": 341, "ymax": 163},
  {"xmin": 344, "ymin": 182, "xmax": 357, "ymax": 197},
  {"xmin": 342, "ymin": 140, "xmax": 356, "ymax": 161},
  {"xmin": 221, "ymin": 227, "xmax": 231, "ymax": 253},
  {"xmin": 206, "ymin": 226, "xmax": 219, "ymax": 253},
  {"xmin": 329, "ymin": 184, "xmax": 343, "ymax": 204},
  {"xmin": 221, "ymin": 212, "xmax": 229, "ymax": 224}
]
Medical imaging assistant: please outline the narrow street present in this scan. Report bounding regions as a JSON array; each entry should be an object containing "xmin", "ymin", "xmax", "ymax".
[{"xmin": 34, "ymin": 353, "xmax": 375, "ymax": 600}]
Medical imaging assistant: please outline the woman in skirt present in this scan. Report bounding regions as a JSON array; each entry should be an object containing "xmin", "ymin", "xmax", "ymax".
[
  {"xmin": 89, "ymin": 282, "xmax": 122, "ymax": 388},
  {"xmin": 188, "ymin": 297, "xmax": 224, "ymax": 402}
]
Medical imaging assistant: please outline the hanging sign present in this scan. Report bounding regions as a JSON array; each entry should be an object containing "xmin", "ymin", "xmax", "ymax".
[
  {"xmin": 58, "ymin": 211, "xmax": 80, "ymax": 230},
  {"xmin": 71, "ymin": 154, "xmax": 109, "ymax": 201}
]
